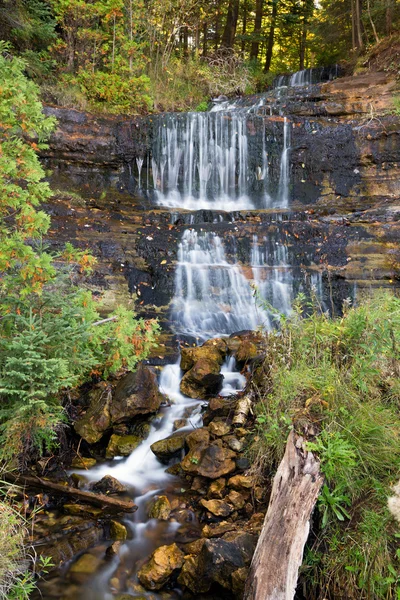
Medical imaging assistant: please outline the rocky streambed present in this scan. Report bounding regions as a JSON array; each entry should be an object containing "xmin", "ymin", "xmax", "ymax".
[{"xmin": 19, "ymin": 67, "xmax": 400, "ymax": 599}]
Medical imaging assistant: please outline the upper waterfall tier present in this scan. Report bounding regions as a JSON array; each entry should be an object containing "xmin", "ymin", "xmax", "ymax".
[
  {"xmin": 149, "ymin": 106, "xmax": 290, "ymax": 211},
  {"xmin": 273, "ymin": 65, "xmax": 342, "ymax": 89}
]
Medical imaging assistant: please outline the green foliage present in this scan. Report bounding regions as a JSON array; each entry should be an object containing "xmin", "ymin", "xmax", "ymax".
[
  {"xmin": 393, "ymin": 96, "xmax": 400, "ymax": 116},
  {"xmin": 253, "ymin": 292, "xmax": 400, "ymax": 599},
  {"xmin": 0, "ymin": 43, "xmax": 159, "ymax": 462}
]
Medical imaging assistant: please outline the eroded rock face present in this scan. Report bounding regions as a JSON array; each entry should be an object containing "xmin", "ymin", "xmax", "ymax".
[
  {"xmin": 111, "ymin": 364, "xmax": 164, "ymax": 424},
  {"xmin": 138, "ymin": 543, "xmax": 184, "ymax": 590}
]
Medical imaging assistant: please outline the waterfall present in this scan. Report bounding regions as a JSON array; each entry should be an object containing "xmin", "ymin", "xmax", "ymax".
[
  {"xmin": 149, "ymin": 106, "xmax": 290, "ymax": 210},
  {"xmin": 171, "ymin": 228, "xmax": 298, "ymax": 339},
  {"xmin": 277, "ymin": 117, "xmax": 290, "ymax": 207},
  {"xmin": 273, "ymin": 65, "xmax": 342, "ymax": 89}
]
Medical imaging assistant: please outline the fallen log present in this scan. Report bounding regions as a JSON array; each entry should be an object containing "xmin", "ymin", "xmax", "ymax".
[
  {"xmin": 244, "ymin": 430, "xmax": 324, "ymax": 600},
  {"xmin": 6, "ymin": 473, "xmax": 137, "ymax": 513}
]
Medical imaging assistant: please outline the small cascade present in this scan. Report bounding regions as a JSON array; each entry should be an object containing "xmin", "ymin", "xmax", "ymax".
[
  {"xmin": 277, "ymin": 117, "xmax": 290, "ymax": 207},
  {"xmin": 273, "ymin": 64, "xmax": 341, "ymax": 89},
  {"xmin": 149, "ymin": 106, "xmax": 290, "ymax": 210}
]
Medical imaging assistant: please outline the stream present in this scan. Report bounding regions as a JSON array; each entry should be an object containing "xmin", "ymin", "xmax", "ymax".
[{"xmin": 38, "ymin": 67, "xmax": 340, "ymax": 600}]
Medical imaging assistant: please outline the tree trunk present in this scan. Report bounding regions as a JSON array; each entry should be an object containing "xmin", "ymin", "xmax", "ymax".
[
  {"xmin": 264, "ymin": 0, "xmax": 278, "ymax": 72},
  {"xmin": 355, "ymin": 0, "xmax": 363, "ymax": 49},
  {"xmin": 241, "ymin": 0, "xmax": 248, "ymax": 56},
  {"xmin": 183, "ymin": 26, "xmax": 189, "ymax": 58},
  {"xmin": 250, "ymin": 0, "xmax": 263, "ymax": 60},
  {"xmin": 299, "ymin": 17, "xmax": 307, "ymax": 70},
  {"xmin": 202, "ymin": 22, "xmax": 208, "ymax": 56},
  {"xmin": 367, "ymin": 0, "xmax": 380, "ymax": 43},
  {"xmin": 221, "ymin": 0, "xmax": 240, "ymax": 49},
  {"xmin": 385, "ymin": 0, "xmax": 393, "ymax": 35},
  {"xmin": 244, "ymin": 431, "xmax": 324, "ymax": 600}
]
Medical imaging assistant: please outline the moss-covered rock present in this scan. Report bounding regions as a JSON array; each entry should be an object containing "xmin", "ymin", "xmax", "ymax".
[
  {"xmin": 138, "ymin": 543, "xmax": 184, "ymax": 590},
  {"xmin": 110, "ymin": 520, "xmax": 128, "ymax": 540},
  {"xmin": 92, "ymin": 475, "xmax": 128, "ymax": 494},
  {"xmin": 74, "ymin": 385, "xmax": 112, "ymax": 444},
  {"xmin": 148, "ymin": 495, "xmax": 171, "ymax": 520},
  {"xmin": 180, "ymin": 357, "xmax": 224, "ymax": 399},
  {"xmin": 110, "ymin": 364, "xmax": 164, "ymax": 424},
  {"xmin": 106, "ymin": 434, "xmax": 142, "ymax": 458},
  {"xmin": 181, "ymin": 444, "xmax": 236, "ymax": 479},
  {"xmin": 150, "ymin": 432, "xmax": 187, "ymax": 463}
]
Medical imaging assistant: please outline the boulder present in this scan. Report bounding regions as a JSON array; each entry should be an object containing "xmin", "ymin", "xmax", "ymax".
[
  {"xmin": 185, "ymin": 427, "xmax": 210, "ymax": 449},
  {"xmin": 148, "ymin": 495, "xmax": 171, "ymax": 520},
  {"xmin": 71, "ymin": 457, "xmax": 97, "ymax": 470},
  {"xmin": 200, "ymin": 499, "xmax": 233, "ymax": 517},
  {"xmin": 110, "ymin": 364, "xmax": 164, "ymax": 424},
  {"xmin": 226, "ymin": 490, "xmax": 247, "ymax": 510},
  {"xmin": 226, "ymin": 331, "xmax": 264, "ymax": 365},
  {"xmin": 180, "ymin": 338, "xmax": 227, "ymax": 372},
  {"xmin": 92, "ymin": 475, "xmax": 128, "ymax": 494},
  {"xmin": 228, "ymin": 474, "xmax": 255, "ymax": 489},
  {"xmin": 74, "ymin": 386, "xmax": 112, "ymax": 444},
  {"xmin": 208, "ymin": 420, "xmax": 231, "ymax": 437},
  {"xmin": 69, "ymin": 553, "xmax": 103, "ymax": 584},
  {"xmin": 138, "ymin": 543, "xmax": 184, "ymax": 590},
  {"xmin": 181, "ymin": 444, "xmax": 236, "ymax": 479},
  {"xmin": 208, "ymin": 478, "xmax": 226, "ymax": 499},
  {"xmin": 110, "ymin": 520, "xmax": 128, "ymax": 540},
  {"xmin": 150, "ymin": 432, "xmax": 187, "ymax": 463},
  {"xmin": 106, "ymin": 434, "xmax": 142, "ymax": 458},
  {"xmin": 180, "ymin": 358, "xmax": 224, "ymax": 399}
]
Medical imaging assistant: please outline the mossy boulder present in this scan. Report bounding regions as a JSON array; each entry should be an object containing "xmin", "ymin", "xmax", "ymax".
[
  {"xmin": 110, "ymin": 520, "xmax": 128, "ymax": 540},
  {"xmin": 200, "ymin": 499, "xmax": 233, "ymax": 517},
  {"xmin": 110, "ymin": 364, "xmax": 164, "ymax": 424},
  {"xmin": 71, "ymin": 456, "xmax": 97, "ymax": 469},
  {"xmin": 106, "ymin": 434, "xmax": 142, "ymax": 458},
  {"xmin": 148, "ymin": 495, "xmax": 171, "ymax": 520},
  {"xmin": 150, "ymin": 432, "xmax": 187, "ymax": 463},
  {"xmin": 138, "ymin": 543, "xmax": 184, "ymax": 590},
  {"xmin": 180, "ymin": 338, "xmax": 227, "ymax": 372},
  {"xmin": 92, "ymin": 475, "xmax": 128, "ymax": 494},
  {"xmin": 180, "ymin": 358, "xmax": 224, "ymax": 399},
  {"xmin": 74, "ymin": 385, "xmax": 112, "ymax": 444},
  {"xmin": 226, "ymin": 331, "xmax": 264, "ymax": 365},
  {"xmin": 181, "ymin": 444, "xmax": 236, "ymax": 479}
]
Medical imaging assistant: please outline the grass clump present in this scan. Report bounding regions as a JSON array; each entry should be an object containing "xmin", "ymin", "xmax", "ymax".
[{"xmin": 252, "ymin": 291, "xmax": 400, "ymax": 600}]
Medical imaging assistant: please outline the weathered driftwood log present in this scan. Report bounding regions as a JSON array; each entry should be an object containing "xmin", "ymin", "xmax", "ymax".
[
  {"xmin": 6, "ymin": 473, "xmax": 137, "ymax": 513},
  {"xmin": 244, "ymin": 430, "xmax": 323, "ymax": 600}
]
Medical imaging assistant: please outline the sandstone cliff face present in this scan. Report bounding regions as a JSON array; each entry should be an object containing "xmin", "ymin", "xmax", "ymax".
[{"xmin": 41, "ymin": 71, "xmax": 400, "ymax": 342}]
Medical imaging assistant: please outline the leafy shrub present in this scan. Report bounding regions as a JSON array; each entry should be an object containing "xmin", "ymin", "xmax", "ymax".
[{"xmin": 75, "ymin": 70, "xmax": 153, "ymax": 114}]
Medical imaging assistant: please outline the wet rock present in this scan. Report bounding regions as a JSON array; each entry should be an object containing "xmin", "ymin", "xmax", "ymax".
[
  {"xmin": 184, "ymin": 538, "xmax": 206, "ymax": 555},
  {"xmin": 69, "ymin": 553, "xmax": 103, "ymax": 583},
  {"xmin": 70, "ymin": 473, "xmax": 87, "ymax": 488},
  {"xmin": 148, "ymin": 495, "xmax": 171, "ymax": 520},
  {"xmin": 202, "ymin": 521, "xmax": 237, "ymax": 538},
  {"xmin": 226, "ymin": 490, "xmax": 247, "ymax": 510},
  {"xmin": 191, "ymin": 476, "xmax": 208, "ymax": 494},
  {"xmin": 235, "ymin": 457, "xmax": 251, "ymax": 471},
  {"xmin": 180, "ymin": 339, "xmax": 227, "ymax": 372},
  {"xmin": 227, "ymin": 331, "xmax": 264, "ymax": 365},
  {"xmin": 106, "ymin": 433, "xmax": 142, "ymax": 458},
  {"xmin": 179, "ymin": 537, "xmax": 245, "ymax": 593},
  {"xmin": 178, "ymin": 556, "xmax": 208, "ymax": 593},
  {"xmin": 36, "ymin": 520, "xmax": 103, "ymax": 566},
  {"xmin": 63, "ymin": 504, "xmax": 103, "ymax": 518},
  {"xmin": 181, "ymin": 444, "xmax": 236, "ymax": 479},
  {"xmin": 186, "ymin": 428, "xmax": 210, "ymax": 449},
  {"xmin": 74, "ymin": 385, "xmax": 112, "ymax": 444},
  {"xmin": 150, "ymin": 432, "xmax": 186, "ymax": 463},
  {"xmin": 110, "ymin": 520, "xmax": 128, "ymax": 540},
  {"xmin": 232, "ymin": 566, "xmax": 248, "ymax": 597},
  {"xmin": 200, "ymin": 499, "xmax": 233, "ymax": 517},
  {"xmin": 208, "ymin": 478, "xmax": 226, "ymax": 499},
  {"xmin": 228, "ymin": 474, "xmax": 255, "ymax": 489},
  {"xmin": 208, "ymin": 420, "xmax": 231, "ymax": 437},
  {"xmin": 173, "ymin": 419, "xmax": 187, "ymax": 430},
  {"xmin": 111, "ymin": 364, "xmax": 164, "ymax": 424},
  {"xmin": 225, "ymin": 435, "xmax": 244, "ymax": 452},
  {"xmin": 92, "ymin": 475, "xmax": 128, "ymax": 494},
  {"xmin": 106, "ymin": 541, "xmax": 123, "ymax": 557},
  {"xmin": 138, "ymin": 543, "xmax": 184, "ymax": 590},
  {"xmin": 71, "ymin": 456, "xmax": 97, "ymax": 469},
  {"xmin": 180, "ymin": 358, "xmax": 224, "ymax": 400}
]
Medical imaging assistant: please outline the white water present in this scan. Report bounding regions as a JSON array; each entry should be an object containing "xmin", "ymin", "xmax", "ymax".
[{"xmin": 150, "ymin": 106, "xmax": 290, "ymax": 210}]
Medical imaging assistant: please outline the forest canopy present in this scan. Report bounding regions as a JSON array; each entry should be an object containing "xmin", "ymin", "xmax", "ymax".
[{"xmin": 0, "ymin": 0, "xmax": 399, "ymax": 112}]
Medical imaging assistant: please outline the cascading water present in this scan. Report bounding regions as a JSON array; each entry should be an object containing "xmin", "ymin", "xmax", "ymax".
[
  {"xmin": 149, "ymin": 104, "xmax": 290, "ymax": 210},
  {"xmin": 273, "ymin": 65, "xmax": 341, "ymax": 89}
]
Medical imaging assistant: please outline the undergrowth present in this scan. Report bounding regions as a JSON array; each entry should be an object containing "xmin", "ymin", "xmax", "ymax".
[{"xmin": 252, "ymin": 291, "xmax": 400, "ymax": 600}]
